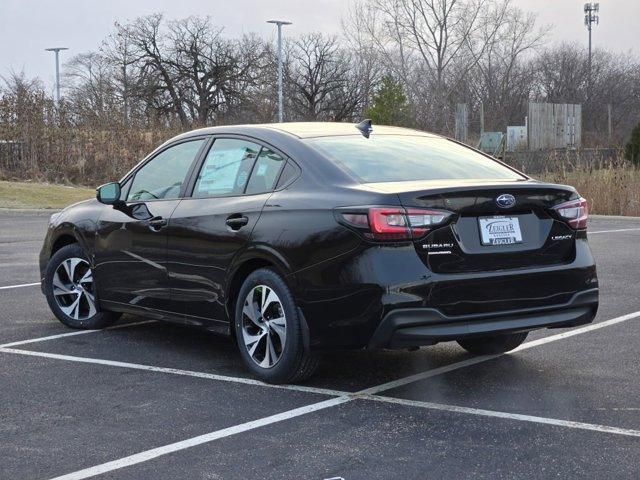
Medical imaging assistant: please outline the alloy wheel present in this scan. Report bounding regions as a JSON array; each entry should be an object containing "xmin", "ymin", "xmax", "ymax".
[
  {"xmin": 52, "ymin": 257, "xmax": 97, "ymax": 320},
  {"xmin": 241, "ymin": 285, "xmax": 287, "ymax": 368}
]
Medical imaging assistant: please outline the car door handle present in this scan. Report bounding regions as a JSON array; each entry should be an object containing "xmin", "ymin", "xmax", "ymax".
[
  {"xmin": 148, "ymin": 216, "xmax": 168, "ymax": 231},
  {"xmin": 225, "ymin": 215, "xmax": 249, "ymax": 230}
]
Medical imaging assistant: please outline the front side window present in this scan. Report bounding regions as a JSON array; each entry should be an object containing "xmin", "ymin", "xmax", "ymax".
[
  {"xmin": 119, "ymin": 176, "xmax": 132, "ymax": 201},
  {"xmin": 193, "ymin": 138, "xmax": 260, "ymax": 198},
  {"xmin": 306, "ymin": 135, "xmax": 525, "ymax": 183},
  {"xmin": 128, "ymin": 140, "xmax": 205, "ymax": 201},
  {"xmin": 245, "ymin": 148, "xmax": 285, "ymax": 195}
]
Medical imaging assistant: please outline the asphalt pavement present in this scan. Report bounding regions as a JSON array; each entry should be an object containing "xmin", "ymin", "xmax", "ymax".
[{"xmin": 0, "ymin": 209, "xmax": 639, "ymax": 480}]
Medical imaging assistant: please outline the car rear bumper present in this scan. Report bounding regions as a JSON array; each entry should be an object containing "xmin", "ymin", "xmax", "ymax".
[
  {"xmin": 296, "ymin": 236, "xmax": 598, "ymax": 350},
  {"xmin": 368, "ymin": 287, "xmax": 598, "ymax": 348}
]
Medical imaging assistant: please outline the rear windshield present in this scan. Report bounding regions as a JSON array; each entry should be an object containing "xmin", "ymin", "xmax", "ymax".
[{"xmin": 306, "ymin": 135, "xmax": 524, "ymax": 183}]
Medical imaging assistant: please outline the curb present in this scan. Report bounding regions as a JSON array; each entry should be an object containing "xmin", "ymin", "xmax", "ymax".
[
  {"xmin": 591, "ymin": 214, "xmax": 640, "ymax": 221},
  {"xmin": 0, "ymin": 208, "xmax": 59, "ymax": 214}
]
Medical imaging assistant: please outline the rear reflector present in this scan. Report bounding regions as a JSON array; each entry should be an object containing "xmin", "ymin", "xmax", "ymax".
[
  {"xmin": 340, "ymin": 207, "xmax": 452, "ymax": 241},
  {"xmin": 553, "ymin": 198, "xmax": 588, "ymax": 229}
]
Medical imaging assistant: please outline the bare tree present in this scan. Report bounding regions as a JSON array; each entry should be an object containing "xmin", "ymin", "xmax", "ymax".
[
  {"xmin": 0, "ymin": 71, "xmax": 49, "ymax": 125},
  {"xmin": 64, "ymin": 52, "xmax": 118, "ymax": 123},
  {"xmin": 345, "ymin": 0, "xmax": 528, "ymax": 133},
  {"xmin": 285, "ymin": 33, "xmax": 366, "ymax": 121},
  {"xmin": 117, "ymin": 14, "xmax": 186, "ymax": 125},
  {"xmin": 465, "ymin": 5, "xmax": 547, "ymax": 130},
  {"xmin": 114, "ymin": 15, "xmax": 268, "ymax": 126},
  {"xmin": 534, "ymin": 43, "xmax": 640, "ymax": 144},
  {"xmin": 100, "ymin": 22, "xmax": 141, "ymax": 124},
  {"xmin": 342, "ymin": 12, "xmax": 386, "ymax": 114}
]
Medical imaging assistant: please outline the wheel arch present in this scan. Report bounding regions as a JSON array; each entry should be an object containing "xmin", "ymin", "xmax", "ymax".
[
  {"xmin": 51, "ymin": 232, "xmax": 79, "ymax": 256},
  {"xmin": 47, "ymin": 225, "xmax": 93, "ymax": 264},
  {"xmin": 225, "ymin": 246, "xmax": 296, "ymax": 324}
]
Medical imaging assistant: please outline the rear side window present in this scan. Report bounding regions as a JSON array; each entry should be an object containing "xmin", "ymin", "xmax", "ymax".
[
  {"xmin": 306, "ymin": 135, "xmax": 524, "ymax": 183},
  {"xmin": 275, "ymin": 160, "xmax": 300, "ymax": 189},
  {"xmin": 245, "ymin": 148, "xmax": 285, "ymax": 195},
  {"xmin": 193, "ymin": 139, "xmax": 260, "ymax": 197}
]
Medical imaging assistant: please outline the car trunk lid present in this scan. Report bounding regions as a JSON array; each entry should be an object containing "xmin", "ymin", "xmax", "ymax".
[{"xmin": 371, "ymin": 179, "xmax": 579, "ymax": 273}]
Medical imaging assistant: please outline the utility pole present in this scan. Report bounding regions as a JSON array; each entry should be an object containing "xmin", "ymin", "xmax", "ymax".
[
  {"xmin": 583, "ymin": 3, "xmax": 599, "ymax": 90},
  {"xmin": 267, "ymin": 20, "xmax": 292, "ymax": 123},
  {"xmin": 45, "ymin": 47, "xmax": 69, "ymax": 106}
]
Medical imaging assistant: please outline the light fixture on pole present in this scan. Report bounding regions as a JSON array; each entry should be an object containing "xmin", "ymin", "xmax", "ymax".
[
  {"xmin": 583, "ymin": 3, "xmax": 599, "ymax": 89},
  {"xmin": 267, "ymin": 20, "xmax": 292, "ymax": 123},
  {"xmin": 45, "ymin": 47, "xmax": 69, "ymax": 106}
]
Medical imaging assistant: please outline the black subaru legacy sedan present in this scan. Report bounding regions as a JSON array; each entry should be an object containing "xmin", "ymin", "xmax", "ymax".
[{"xmin": 40, "ymin": 122, "xmax": 598, "ymax": 383}]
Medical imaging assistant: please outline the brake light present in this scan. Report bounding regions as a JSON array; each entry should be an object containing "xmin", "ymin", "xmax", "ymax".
[
  {"xmin": 339, "ymin": 207, "xmax": 452, "ymax": 241},
  {"xmin": 553, "ymin": 198, "xmax": 588, "ymax": 229}
]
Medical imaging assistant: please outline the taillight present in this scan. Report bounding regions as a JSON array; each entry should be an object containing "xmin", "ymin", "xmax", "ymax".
[
  {"xmin": 405, "ymin": 209, "xmax": 451, "ymax": 236},
  {"xmin": 553, "ymin": 198, "xmax": 588, "ymax": 229},
  {"xmin": 338, "ymin": 207, "xmax": 452, "ymax": 241}
]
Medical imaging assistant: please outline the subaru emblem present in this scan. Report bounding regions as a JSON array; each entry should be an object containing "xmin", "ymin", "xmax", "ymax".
[{"xmin": 496, "ymin": 193, "xmax": 516, "ymax": 208}]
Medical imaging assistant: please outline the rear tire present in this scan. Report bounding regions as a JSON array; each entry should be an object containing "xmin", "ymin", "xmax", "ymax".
[
  {"xmin": 457, "ymin": 332, "xmax": 528, "ymax": 355},
  {"xmin": 44, "ymin": 243, "xmax": 121, "ymax": 329},
  {"xmin": 234, "ymin": 268, "xmax": 319, "ymax": 384}
]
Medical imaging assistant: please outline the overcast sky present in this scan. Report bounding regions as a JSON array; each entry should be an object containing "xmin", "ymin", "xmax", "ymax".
[{"xmin": 1, "ymin": 0, "xmax": 638, "ymax": 91}]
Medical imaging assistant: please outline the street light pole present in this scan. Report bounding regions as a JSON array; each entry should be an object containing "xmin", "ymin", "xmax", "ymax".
[
  {"xmin": 267, "ymin": 20, "xmax": 292, "ymax": 123},
  {"xmin": 45, "ymin": 47, "xmax": 69, "ymax": 106}
]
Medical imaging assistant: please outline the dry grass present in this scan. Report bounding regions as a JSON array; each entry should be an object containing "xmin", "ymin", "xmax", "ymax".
[
  {"xmin": 538, "ymin": 162, "xmax": 640, "ymax": 216},
  {"xmin": 0, "ymin": 181, "xmax": 94, "ymax": 209}
]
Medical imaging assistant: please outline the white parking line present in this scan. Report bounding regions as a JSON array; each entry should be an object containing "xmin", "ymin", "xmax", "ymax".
[
  {"xmin": 0, "ymin": 347, "xmax": 347, "ymax": 397},
  {"xmin": 0, "ymin": 320, "xmax": 156, "ymax": 348},
  {"xmin": 590, "ymin": 228, "xmax": 640, "ymax": 234},
  {"xmin": 50, "ymin": 392, "xmax": 640, "ymax": 480},
  {"xmin": 0, "ymin": 282, "xmax": 40, "ymax": 290},
  {"xmin": 48, "ymin": 395, "xmax": 352, "ymax": 480},
  {"xmin": 511, "ymin": 310, "xmax": 640, "ymax": 351},
  {"xmin": 30, "ymin": 309, "xmax": 640, "ymax": 480},
  {"xmin": 357, "ymin": 354, "xmax": 502, "ymax": 395},
  {"xmin": 363, "ymin": 395, "xmax": 640, "ymax": 438},
  {"xmin": 0, "ymin": 331, "xmax": 99, "ymax": 348},
  {"xmin": 361, "ymin": 310, "xmax": 640, "ymax": 395}
]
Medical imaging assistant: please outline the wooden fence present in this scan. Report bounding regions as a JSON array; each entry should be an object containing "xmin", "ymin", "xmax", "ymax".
[{"xmin": 528, "ymin": 103, "xmax": 582, "ymax": 150}]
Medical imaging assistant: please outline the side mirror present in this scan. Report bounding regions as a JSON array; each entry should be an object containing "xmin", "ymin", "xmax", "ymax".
[{"xmin": 96, "ymin": 182, "xmax": 122, "ymax": 205}]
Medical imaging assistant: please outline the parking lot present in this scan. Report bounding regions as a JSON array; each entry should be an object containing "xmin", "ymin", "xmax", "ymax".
[{"xmin": 1, "ymin": 208, "xmax": 639, "ymax": 480}]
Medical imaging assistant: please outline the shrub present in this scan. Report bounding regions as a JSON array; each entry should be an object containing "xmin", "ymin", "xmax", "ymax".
[
  {"xmin": 364, "ymin": 75, "xmax": 412, "ymax": 127},
  {"xmin": 625, "ymin": 121, "xmax": 640, "ymax": 166}
]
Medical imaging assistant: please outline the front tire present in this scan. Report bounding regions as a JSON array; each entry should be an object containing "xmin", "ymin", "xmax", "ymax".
[
  {"xmin": 44, "ymin": 243, "xmax": 120, "ymax": 329},
  {"xmin": 234, "ymin": 268, "xmax": 319, "ymax": 384},
  {"xmin": 457, "ymin": 331, "xmax": 528, "ymax": 355}
]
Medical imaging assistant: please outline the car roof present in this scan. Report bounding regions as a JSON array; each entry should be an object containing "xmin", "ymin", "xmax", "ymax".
[
  {"xmin": 175, "ymin": 122, "xmax": 441, "ymax": 140},
  {"xmin": 151, "ymin": 122, "xmax": 444, "ymax": 187}
]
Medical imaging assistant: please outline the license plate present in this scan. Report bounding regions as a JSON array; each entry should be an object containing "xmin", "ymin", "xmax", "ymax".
[{"xmin": 478, "ymin": 216, "xmax": 523, "ymax": 245}]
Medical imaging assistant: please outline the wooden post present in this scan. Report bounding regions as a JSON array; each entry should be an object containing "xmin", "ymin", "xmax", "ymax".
[
  {"xmin": 479, "ymin": 103, "xmax": 485, "ymax": 136},
  {"xmin": 455, "ymin": 103, "xmax": 469, "ymax": 143}
]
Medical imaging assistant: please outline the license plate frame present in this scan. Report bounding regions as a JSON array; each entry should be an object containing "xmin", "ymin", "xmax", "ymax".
[{"xmin": 478, "ymin": 216, "xmax": 523, "ymax": 245}]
